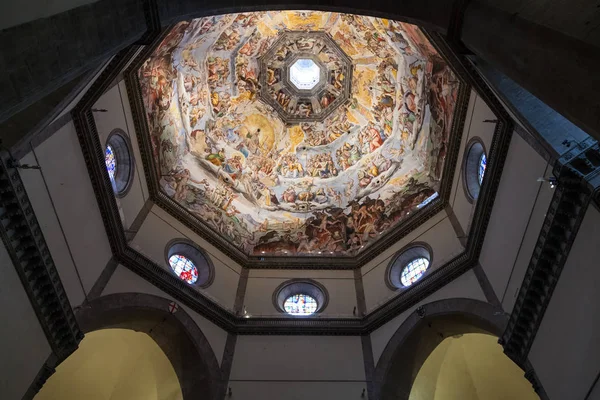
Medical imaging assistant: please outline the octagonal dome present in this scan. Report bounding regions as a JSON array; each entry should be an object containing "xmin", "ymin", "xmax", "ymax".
[{"xmin": 137, "ymin": 11, "xmax": 462, "ymax": 259}]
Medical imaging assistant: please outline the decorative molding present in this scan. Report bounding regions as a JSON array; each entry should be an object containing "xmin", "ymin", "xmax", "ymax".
[
  {"xmin": 0, "ymin": 150, "xmax": 83, "ymax": 361},
  {"xmin": 500, "ymin": 138, "xmax": 599, "ymax": 367},
  {"xmin": 69, "ymin": 29, "xmax": 515, "ymax": 334}
]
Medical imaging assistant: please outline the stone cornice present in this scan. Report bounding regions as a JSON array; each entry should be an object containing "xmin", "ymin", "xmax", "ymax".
[
  {"xmin": 66, "ymin": 28, "xmax": 515, "ymax": 334},
  {"xmin": 0, "ymin": 151, "xmax": 82, "ymax": 361},
  {"xmin": 500, "ymin": 138, "xmax": 599, "ymax": 366}
]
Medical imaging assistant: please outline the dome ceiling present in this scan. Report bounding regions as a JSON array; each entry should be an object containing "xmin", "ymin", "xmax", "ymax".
[{"xmin": 138, "ymin": 11, "xmax": 461, "ymax": 258}]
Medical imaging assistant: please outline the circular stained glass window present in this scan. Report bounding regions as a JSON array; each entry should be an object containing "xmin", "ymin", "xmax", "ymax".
[
  {"xmin": 478, "ymin": 153, "xmax": 487, "ymax": 185},
  {"xmin": 284, "ymin": 294, "xmax": 318, "ymax": 316},
  {"xmin": 400, "ymin": 257, "xmax": 430, "ymax": 287},
  {"xmin": 289, "ymin": 59, "xmax": 321, "ymax": 90},
  {"xmin": 105, "ymin": 145, "xmax": 117, "ymax": 182},
  {"xmin": 105, "ymin": 130, "xmax": 134, "ymax": 197},
  {"xmin": 168, "ymin": 254, "xmax": 199, "ymax": 284}
]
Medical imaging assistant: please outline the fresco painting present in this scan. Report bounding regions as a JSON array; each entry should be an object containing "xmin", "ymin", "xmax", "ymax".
[{"xmin": 138, "ymin": 11, "xmax": 459, "ymax": 257}]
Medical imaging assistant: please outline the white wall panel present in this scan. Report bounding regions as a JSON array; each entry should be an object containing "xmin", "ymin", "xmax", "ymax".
[
  {"xmin": 529, "ymin": 206, "xmax": 600, "ymax": 400},
  {"xmin": 231, "ymin": 335, "xmax": 365, "ymax": 381},
  {"xmin": 501, "ymin": 165, "xmax": 553, "ymax": 312},
  {"xmin": 450, "ymin": 89, "xmax": 477, "ymax": 233},
  {"xmin": 245, "ymin": 272, "xmax": 356, "ymax": 317},
  {"xmin": 228, "ymin": 381, "xmax": 366, "ymax": 400},
  {"xmin": 93, "ymin": 82, "xmax": 147, "ymax": 229},
  {"xmin": 370, "ymin": 269, "xmax": 486, "ymax": 365},
  {"xmin": 22, "ymin": 122, "xmax": 112, "ymax": 292},
  {"xmin": 19, "ymin": 151, "xmax": 86, "ymax": 307},
  {"xmin": 362, "ymin": 212, "xmax": 464, "ymax": 312},
  {"xmin": 479, "ymin": 133, "xmax": 548, "ymax": 301},
  {"xmin": 102, "ymin": 264, "xmax": 228, "ymax": 365},
  {"xmin": 0, "ymin": 241, "xmax": 51, "ymax": 399},
  {"xmin": 131, "ymin": 208, "xmax": 240, "ymax": 310}
]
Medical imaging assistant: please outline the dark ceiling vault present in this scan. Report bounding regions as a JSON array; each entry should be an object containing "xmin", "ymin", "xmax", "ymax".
[{"xmin": 2, "ymin": 0, "xmax": 598, "ymax": 156}]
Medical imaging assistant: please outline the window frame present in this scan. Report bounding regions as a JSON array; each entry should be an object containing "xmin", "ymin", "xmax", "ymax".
[
  {"xmin": 385, "ymin": 243, "xmax": 433, "ymax": 290},
  {"xmin": 272, "ymin": 279, "xmax": 329, "ymax": 316},
  {"xmin": 105, "ymin": 129, "xmax": 135, "ymax": 198},
  {"xmin": 462, "ymin": 137, "xmax": 488, "ymax": 203},
  {"xmin": 165, "ymin": 239, "xmax": 215, "ymax": 288}
]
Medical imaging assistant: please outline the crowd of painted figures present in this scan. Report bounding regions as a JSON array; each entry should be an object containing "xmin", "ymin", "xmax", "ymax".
[{"xmin": 139, "ymin": 11, "xmax": 459, "ymax": 256}]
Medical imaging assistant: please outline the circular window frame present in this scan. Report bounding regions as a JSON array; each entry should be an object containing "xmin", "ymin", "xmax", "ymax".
[
  {"xmin": 105, "ymin": 129, "xmax": 135, "ymax": 198},
  {"xmin": 385, "ymin": 242, "xmax": 433, "ymax": 290},
  {"xmin": 272, "ymin": 279, "xmax": 329, "ymax": 316},
  {"xmin": 165, "ymin": 239, "xmax": 215, "ymax": 288},
  {"xmin": 461, "ymin": 137, "xmax": 487, "ymax": 203}
]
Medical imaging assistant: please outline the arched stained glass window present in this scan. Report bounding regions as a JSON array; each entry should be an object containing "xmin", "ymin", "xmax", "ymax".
[
  {"xmin": 105, "ymin": 145, "xmax": 117, "ymax": 181},
  {"xmin": 284, "ymin": 294, "xmax": 318, "ymax": 316},
  {"xmin": 400, "ymin": 257, "xmax": 430, "ymax": 287},
  {"xmin": 478, "ymin": 153, "xmax": 487, "ymax": 185},
  {"xmin": 168, "ymin": 254, "xmax": 199, "ymax": 284}
]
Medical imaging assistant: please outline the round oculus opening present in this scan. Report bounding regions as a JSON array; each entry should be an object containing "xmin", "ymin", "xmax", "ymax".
[
  {"xmin": 283, "ymin": 294, "xmax": 318, "ymax": 316},
  {"xmin": 289, "ymin": 59, "xmax": 321, "ymax": 90}
]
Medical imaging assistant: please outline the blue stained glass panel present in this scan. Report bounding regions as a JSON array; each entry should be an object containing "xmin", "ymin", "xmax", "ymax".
[
  {"xmin": 400, "ymin": 257, "xmax": 429, "ymax": 287},
  {"xmin": 168, "ymin": 254, "xmax": 199, "ymax": 284},
  {"xmin": 284, "ymin": 294, "xmax": 318, "ymax": 316},
  {"xmin": 478, "ymin": 153, "xmax": 487, "ymax": 185},
  {"xmin": 105, "ymin": 145, "xmax": 117, "ymax": 181}
]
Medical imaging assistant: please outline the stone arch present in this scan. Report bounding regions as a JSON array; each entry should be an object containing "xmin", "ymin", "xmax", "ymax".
[
  {"xmin": 373, "ymin": 297, "xmax": 507, "ymax": 400},
  {"xmin": 75, "ymin": 292, "xmax": 221, "ymax": 400}
]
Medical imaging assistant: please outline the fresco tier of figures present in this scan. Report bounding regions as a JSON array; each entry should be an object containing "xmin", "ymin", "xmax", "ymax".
[{"xmin": 139, "ymin": 11, "xmax": 459, "ymax": 256}]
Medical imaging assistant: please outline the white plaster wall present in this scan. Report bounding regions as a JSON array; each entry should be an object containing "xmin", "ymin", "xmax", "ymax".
[
  {"xmin": 19, "ymin": 150, "xmax": 86, "ymax": 307},
  {"xmin": 450, "ymin": 90, "xmax": 497, "ymax": 234},
  {"xmin": 93, "ymin": 81, "xmax": 148, "ymax": 229},
  {"xmin": 245, "ymin": 269, "xmax": 356, "ymax": 317},
  {"xmin": 102, "ymin": 264, "xmax": 228, "ymax": 366},
  {"xmin": 479, "ymin": 133, "xmax": 549, "ymax": 302},
  {"xmin": 18, "ymin": 121, "xmax": 112, "ymax": 294},
  {"xmin": 131, "ymin": 206, "xmax": 241, "ymax": 310},
  {"xmin": 361, "ymin": 210, "xmax": 464, "ymax": 312},
  {"xmin": 229, "ymin": 335, "xmax": 365, "ymax": 400},
  {"xmin": 370, "ymin": 269, "xmax": 486, "ymax": 365},
  {"xmin": 0, "ymin": 240, "xmax": 52, "ymax": 399},
  {"xmin": 501, "ymin": 165, "xmax": 553, "ymax": 313},
  {"xmin": 529, "ymin": 206, "xmax": 600, "ymax": 400},
  {"xmin": 228, "ymin": 381, "xmax": 366, "ymax": 400}
]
